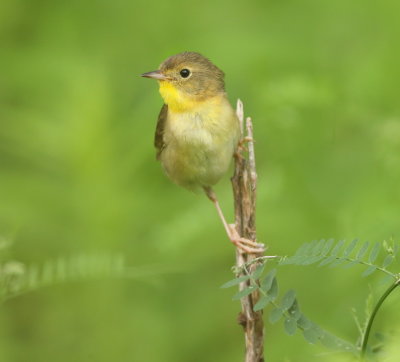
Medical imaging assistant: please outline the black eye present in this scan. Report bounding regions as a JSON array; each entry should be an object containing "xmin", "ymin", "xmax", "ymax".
[{"xmin": 180, "ymin": 69, "xmax": 190, "ymax": 78}]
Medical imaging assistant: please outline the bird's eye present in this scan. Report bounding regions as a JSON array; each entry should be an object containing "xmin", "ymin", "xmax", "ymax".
[{"xmin": 180, "ymin": 69, "xmax": 191, "ymax": 78}]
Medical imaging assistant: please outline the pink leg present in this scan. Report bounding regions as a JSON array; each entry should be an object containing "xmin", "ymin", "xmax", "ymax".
[{"xmin": 204, "ymin": 187, "xmax": 265, "ymax": 254}]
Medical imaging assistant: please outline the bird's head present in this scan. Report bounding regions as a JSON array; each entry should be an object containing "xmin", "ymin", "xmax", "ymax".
[{"xmin": 141, "ymin": 52, "xmax": 225, "ymax": 111}]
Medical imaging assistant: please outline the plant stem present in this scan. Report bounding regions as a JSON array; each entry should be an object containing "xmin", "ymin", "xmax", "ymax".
[
  {"xmin": 232, "ymin": 100, "xmax": 265, "ymax": 362},
  {"xmin": 360, "ymin": 278, "xmax": 400, "ymax": 358}
]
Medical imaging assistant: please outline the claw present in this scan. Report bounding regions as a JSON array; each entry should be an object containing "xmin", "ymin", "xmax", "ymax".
[
  {"xmin": 228, "ymin": 224, "xmax": 265, "ymax": 254},
  {"xmin": 234, "ymin": 136, "xmax": 254, "ymax": 160},
  {"xmin": 239, "ymin": 136, "xmax": 254, "ymax": 146}
]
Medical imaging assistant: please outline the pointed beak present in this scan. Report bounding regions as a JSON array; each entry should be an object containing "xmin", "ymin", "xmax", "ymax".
[{"xmin": 140, "ymin": 70, "xmax": 170, "ymax": 81}]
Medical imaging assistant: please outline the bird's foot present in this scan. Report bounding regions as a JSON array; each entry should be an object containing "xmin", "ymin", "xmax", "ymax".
[
  {"xmin": 228, "ymin": 224, "xmax": 265, "ymax": 254},
  {"xmin": 234, "ymin": 137, "xmax": 254, "ymax": 160},
  {"xmin": 239, "ymin": 136, "xmax": 254, "ymax": 146}
]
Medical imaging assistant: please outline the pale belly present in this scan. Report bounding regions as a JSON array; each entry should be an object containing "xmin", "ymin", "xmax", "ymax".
[{"xmin": 160, "ymin": 107, "xmax": 239, "ymax": 190}]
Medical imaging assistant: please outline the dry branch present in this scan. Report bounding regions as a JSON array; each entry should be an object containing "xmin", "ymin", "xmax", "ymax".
[{"xmin": 232, "ymin": 100, "xmax": 265, "ymax": 362}]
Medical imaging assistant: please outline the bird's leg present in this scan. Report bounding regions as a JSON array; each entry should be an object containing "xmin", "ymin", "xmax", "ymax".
[{"xmin": 203, "ymin": 187, "xmax": 265, "ymax": 254}]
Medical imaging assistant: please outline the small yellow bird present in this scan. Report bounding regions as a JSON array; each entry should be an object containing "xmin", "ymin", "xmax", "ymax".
[{"xmin": 141, "ymin": 52, "xmax": 264, "ymax": 253}]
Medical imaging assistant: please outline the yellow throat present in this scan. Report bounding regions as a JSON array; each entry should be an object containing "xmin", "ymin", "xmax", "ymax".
[{"xmin": 159, "ymin": 81, "xmax": 204, "ymax": 113}]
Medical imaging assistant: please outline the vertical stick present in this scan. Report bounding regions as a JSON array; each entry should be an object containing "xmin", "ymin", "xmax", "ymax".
[{"xmin": 232, "ymin": 100, "xmax": 265, "ymax": 362}]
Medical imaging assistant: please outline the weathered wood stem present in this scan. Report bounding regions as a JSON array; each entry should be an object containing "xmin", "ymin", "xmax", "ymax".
[{"xmin": 232, "ymin": 100, "xmax": 265, "ymax": 362}]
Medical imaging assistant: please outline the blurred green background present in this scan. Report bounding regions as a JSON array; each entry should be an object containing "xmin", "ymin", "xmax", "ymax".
[{"xmin": 1, "ymin": 0, "xmax": 400, "ymax": 361}]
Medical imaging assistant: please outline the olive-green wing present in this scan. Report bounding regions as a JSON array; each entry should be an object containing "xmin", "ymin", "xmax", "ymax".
[{"xmin": 154, "ymin": 104, "xmax": 168, "ymax": 160}]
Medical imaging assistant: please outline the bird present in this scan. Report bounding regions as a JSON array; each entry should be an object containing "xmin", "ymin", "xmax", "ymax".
[{"xmin": 141, "ymin": 51, "xmax": 264, "ymax": 254}]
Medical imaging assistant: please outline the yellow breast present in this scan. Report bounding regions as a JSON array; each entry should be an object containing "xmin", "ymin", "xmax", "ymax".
[{"xmin": 158, "ymin": 87, "xmax": 240, "ymax": 190}]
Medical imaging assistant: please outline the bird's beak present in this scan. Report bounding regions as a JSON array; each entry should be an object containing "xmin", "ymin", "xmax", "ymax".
[{"xmin": 140, "ymin": 70, "xmax": 170, "ymax": 81}]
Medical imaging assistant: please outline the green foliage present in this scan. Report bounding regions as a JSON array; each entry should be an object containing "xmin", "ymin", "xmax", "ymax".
[
  {"xmin": 222, "ymin": 264, "xmax": 358, "ymax": 355},
  {"xmin": 280, "ymin": 238, "xmax": 399, "ymax": 279},
  {"xmin": 223, "ymin": 238, "xmax": 400, "ymax": 360},
  {"xmin": 0, "ymin": 251, "xmax": 126, "ymax": 302}
]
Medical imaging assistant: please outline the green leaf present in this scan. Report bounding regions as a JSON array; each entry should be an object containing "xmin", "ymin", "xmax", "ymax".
[
  {"xmin": 318, "ymin": 255, "xmax": 336, "ymax": 267},
  {"xmin": 321, "ymin": 238, "xmax": 334, "ymax": 256},
  {"xmin": 300, "ymin": 255, "xmax": 324, "ymax": 265},
  {"xmin": 279, "ymin": 256, "xmax": 298, "ymax": 265},
  {"xmin": 303, "ymin": 328, "xmax": 319, "ymax": 344},
  {"xmin": 342, "ymin": 239, "xmax": 358, "ymax": 257},
  {"xmin": 307, "ymin": 240, "xmax": 318, "ymax": 253},
  {"xmin": 312, "ymin": 239, "xmax": 326, "ymax": 256},
  {"xmin": 294, "ymin": 242, "xmax": 312, "ymax": 256},
  {"xmin": 297, "ymin": 314, "xmax": 312, "ymax": 330},
  {"xmin": 221, "ymin": 275, "xmax": 250, "ymax": 288},
  {"xmin": 356, "ymin": 241, "xmax": 370, "ymax": 260},
  {"xmin": 369, "ymin": 242, "xmax": 381, "ymax": 263},
  {"xmin": 288, "ymin": 299, "xmax": 301, "ymax": 321},
  {"xmin": 382, "ymin": 255, "xmax": 394, "ymax": 268},
  {"xmin": 331, "ymin": 239, "xmax": 345, "ymax": 256},
  {"xmin": 269, "ymin": 308, "xmax": 283, "ymax": 324},
  {"xmin": 232, "ymin": 286, "xmax": 257, "ymax": 300},
  {"xmin": 328, "ymin": 258, "xmax": 347, "ymax": 268},
  {"xmin": 261, "ymin": 268, "xmax": 276, "ymax": 292},
  {"xmin": 251, "ymin": 263, "xmax": 265, "ymax": 280},
  {"xmin": 362, "ymin": 265, "xmax": 376, "ymax": 277},
  {"xmin": 253, "ymin": 295, "xmax": 271, "ymax": 311},
  {"xmin": 281, "ymin": 289, "xmax": 296, "ymax": 311},
  {"xmin": 342, "ymin": 259, "xmax": 360, "ymax": 269},
  {"xmin": 320, "ymin": 333, "xmax": 356, "ymax": 352},
  {"xmin": 284, "ymin": 317, "xmax": 297, "ymax": 335},
  {"xmin": 267, "ymin": 277, "xmax": 278, "ymax": 300}
]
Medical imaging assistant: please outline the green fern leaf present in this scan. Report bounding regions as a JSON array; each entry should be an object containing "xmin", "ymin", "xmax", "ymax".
[
  {"xmin": 382, "ymin": 255, "xmax": 394, "ymax": 268},
  {"xmin": 328, "ymin": 258, "xmax": 347, "ymax": 268},
  {"xmin": 369, "ymin": 242, "xmax": 381, "ymax": 263},
  {"xmin": 300, "ymin": 255, "xmax": 324, "ymax": 265},
  {"xmin": 294, "ymin": 242, "xmax": 312, "ymax": 256},
  {"xmin": 312, "ymin": 239, "xmax": 326, "ymax": 256},
  {"xmin": 362, "ymin": 265, "xmax": 377, "ymax": 277},
  {"xmin": 342, "ymin": 259, "xmax": 360, "ymax": 269},
  {"xmin": 342, "ymin": 239, "xmax": 359, "ymax": 257},
  {"xmin": 321, "ymin": 238, "xmax": 334, "ymax": 256},
  {"xmin": 331, "ymin": 239, "xmax": 345, "ymax": 256},
  {"xmin": 356, "ymin": 241, "xmax": 370, "ymax": 260},
  {"xmin": 318, "ymin": 255, "xmax": 336, "ymax": 267}
]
